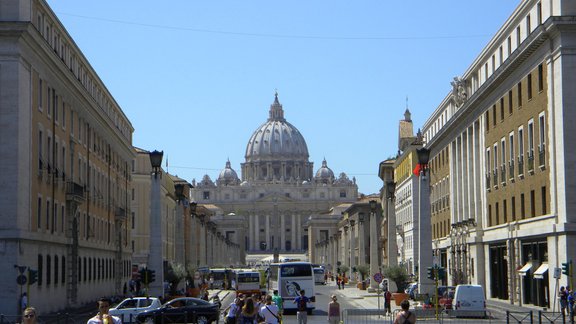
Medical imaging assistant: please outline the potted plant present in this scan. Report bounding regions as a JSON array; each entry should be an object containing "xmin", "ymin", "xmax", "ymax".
[
  {"xmin": 382, "ymin": 265, "xmax": 410, "ymax": 305},
  {"xmin": 356, "ymin": 265, "xmax": 370, "ymax": 290}
]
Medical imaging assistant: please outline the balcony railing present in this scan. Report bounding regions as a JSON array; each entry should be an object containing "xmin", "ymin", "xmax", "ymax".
[
  {"xmin": 508, "ymin": 161, "xmax": 515, "ymax": 179},
  {"xmin": 527, "ymin": 150, "xmax": 535, "ymax": 172},
  {"xmin": 518, "ymin": 155, "xmax": 524, "ymax": 176},
  {"xmin": 500, "ymin": 165, "xmax": 506, "ymax": 184},
  {"xmin": 538, "ymin": 144, "xmax": 546, "ymax": 167},
  {"xmin": 485, "ymin": 173, "xmax": 491, "ymax": 189},
  {"xmin": 492, "ymin": 169, "xmax": 498, "ymax": 186},
  {"xmin": 66, "ymin": 181, "xmax": 85, "ymax": 203}
]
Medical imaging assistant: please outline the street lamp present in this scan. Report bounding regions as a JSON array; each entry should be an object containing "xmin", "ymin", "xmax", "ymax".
[
  {"xmin": 368, "ymin": 199, "xmax": 379, "ymax": 291},
  {"xmin": 415, "ymin": 146, "xmax": 434, "ymax": 296},
  {"xmin": 148, "ymin": 149, "xmax": 164, "ymax": 297}
]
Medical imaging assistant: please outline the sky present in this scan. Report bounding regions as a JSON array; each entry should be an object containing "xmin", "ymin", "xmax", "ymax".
[{"xmin": 45, "ymin": 0, "xmax": 521, "ymax": 195}]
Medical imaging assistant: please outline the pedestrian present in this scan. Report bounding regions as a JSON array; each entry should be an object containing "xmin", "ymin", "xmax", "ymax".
[
  {"xmin": 231, "ymin": 278, "xmax": 237, "ymax": 290},
  {"xmin": 259, "ymin": 295, "xmax": 281, "ymax": 324},
  {"xmin": 293, "ymin": 289, "xmax": 311, "ymax": 324},
  {"xmin": 327, "ymin": 295, "xmax": 340, "ymax": 324},
  {"xmin": 336, "ymin": 276, "xmax": 341, "ymax": 290},
  {"xmin": 271, "ymin": 290, "xmax": 283, "ymax": 315},
  {"xmin": 87, "ymin": 297, "xmax": 122, "ymax": 324},
  {"xmin": 384, "ymin": 289, "xmax": 392, "ymax": 314},
  {"xmin": 569, "ymin": 288, "xmax": 575, "ymax": 323},
  {"xmin": 22, "ymin": 306, "xmax": 37, "ymax": 324},
  {"xmin": 560, "ymin": 286, "xmax": 568, "ymax": 316},
  {"xmin": 239, "ymin": 297, "xmax": 259, "ymax": 324},
  {"xmin": 223, "ymin": 297, "xmax": 242, "ymax": 324},
  {"xmin": 20, "ymin": 293, "xmax": 28, "ymax": 313},
  {"xmin": 394, "ymin": 299, "xmax": 416, "ymax": 324}
]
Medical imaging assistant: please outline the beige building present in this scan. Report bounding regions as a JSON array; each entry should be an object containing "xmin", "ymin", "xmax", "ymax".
[
  {"xmin": 0, "ymin": 0, "xmax": 134, "ymax": 314},
  {"xmin": 420, "ymin": 0, "xmax": 576, "ymax": 308},
  {"xmin": 191, "ymin": 94, "xmax": 358, "ymax": 261}
]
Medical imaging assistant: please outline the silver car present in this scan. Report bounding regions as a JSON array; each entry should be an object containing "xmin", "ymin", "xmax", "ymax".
[{"xmin": 109, "ymin": 297, "xmax": 162, "ymax": 323}]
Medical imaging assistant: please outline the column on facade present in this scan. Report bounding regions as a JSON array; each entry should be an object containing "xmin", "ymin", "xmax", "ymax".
[
  {"xmin": 369, "ymin": 208, "xmax": 379, "ymax": 287},
  {"xmin": 329, "ymin": 236, "xmax": 335, "ymax": 270},
  {"xmin": 358, "ymin": 220, "xmax": 365, "ymax": 265},
  {"xmin": 343, "ymin": 226, "xmax": 349, "ymax": 273},
  {"xmin": 199, "ymin": 220, "xmax": 207, "ymax": 266},
  {"xmin": 280, "ymin": 213, "xmax": 285, "ymax": 251},
  {"xmin": 291, "ymin": 213, "xmax": 297, "ymax": 251},
  {"xmin": 387, "ymin": 195, "xmax": 398, "ymax": 267},
  {"xmin": 296, "ymin": 214, "xmax": 301, "ymax": 250},
  {"xmin": 349, "ymin": 221, "xmax": 356, "ymax": 280},
  {"xmin": 266, "ymin": 214, "xmax": 271, "ymax": 250},
  {"xmin": 254, "ymin": 214, "xmax": 260, "ymax": 251},
  {"xmin": 418, "ymin": 169, "xmax": 434, "ymax": 296}
]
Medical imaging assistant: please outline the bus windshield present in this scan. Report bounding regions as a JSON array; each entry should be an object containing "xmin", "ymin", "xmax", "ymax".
[{"xmin": 280, "ymin": 264, "xmax": 313, "ymax": 277}]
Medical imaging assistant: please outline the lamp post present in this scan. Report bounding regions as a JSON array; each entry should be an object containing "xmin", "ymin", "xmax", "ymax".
[
  {"xmin": 369, "ymin": 200, "xmax": 379, "ymax": 291},
  {"xmin": 386, "ymin": 181, "xmax": 397, "ymax": 267},
  {"xmin": 148, "ymin": 150, "xmax": 164, "ymax": 297},
  {"xmin": 416, "ymin": 147, "xmax": 434, "ymax": 296}
]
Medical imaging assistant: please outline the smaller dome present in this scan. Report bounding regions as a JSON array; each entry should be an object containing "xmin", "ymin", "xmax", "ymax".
[
  {"xmin": 334, "ymin": 172, "xmax": 353, "ymax": 185},
  {"xmin": 198, "ymin": 174, "xmax": 215, "ymax": 187},
  {"xmin": 240, "ymin": 181, "xmax": 250, "ymax": 187},
  {"xmin": 314, "ymin": 159, "xmax": 334, "ymax": 184},
  {"xmin": 217, "ymin": 160, "xmax": 240, "ymax": 186}
]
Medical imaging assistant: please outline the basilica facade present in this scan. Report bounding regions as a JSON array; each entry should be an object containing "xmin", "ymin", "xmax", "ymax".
[{"xmin": 190, "ymin": 94, "xmax": 358, "ymax": 259}]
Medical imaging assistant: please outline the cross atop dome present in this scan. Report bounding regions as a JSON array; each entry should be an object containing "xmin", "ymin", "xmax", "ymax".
[{"xmin": 269, "ymin": 90, "xmax": 285, "ymax": 122}]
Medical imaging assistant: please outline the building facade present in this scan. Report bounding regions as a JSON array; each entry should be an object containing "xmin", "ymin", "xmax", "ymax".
[
  {"xmin": 191, "ymin": 93, "xmax": 358, "ymax": 258},
  {"xmin": 0, "ymin": 0, "xmax": 134, "ymax": 314},
  {"xmin": 421, "ymin": 0, "xmax": 576, "ymax": 308}
]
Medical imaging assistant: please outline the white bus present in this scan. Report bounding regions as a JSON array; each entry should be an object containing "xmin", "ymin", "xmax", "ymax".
[
  {"xmin": 235, "ymin": 270, "xmax": 263, "ymax": 296},
  {"xmin": 268, "ymin": 262, "xmax": 316, "ymax": 313},
  {"xmin": 313, "ymin": 267, "xmax": 325, "ymax": 285}
]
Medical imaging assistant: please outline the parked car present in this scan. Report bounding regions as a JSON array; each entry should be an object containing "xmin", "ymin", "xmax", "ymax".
[
  {"xmin": 136, "ymin": 297, "xmax": 220, "ymax": 324},
  {"xmin": 452, "ymin": 284, "xmax": 487, "ymax": 318},
  {"xmin": 109, "ymin": 297, "xmax": 162, "ymax": 323}
]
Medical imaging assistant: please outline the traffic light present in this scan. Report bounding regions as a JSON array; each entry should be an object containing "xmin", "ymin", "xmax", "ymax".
[
  {"xmin": 427, "ymin": 267, "xmax": 434, "ymax": 280},
  {"xmin": 140, "ymin": 268, "xmax": 149, "ymax": 285},
  {"xmin": 562, "ymin": 261, "xmax": 571, "ymax": 276},
  {"xmin": 438, "ymin": 267, "xmax": 446, "ymax": 280},
  {"xmin": 28, "ymin": 269, "xmax": 38, "ymax": 285},
  {"xmin": 149, "ymin": 269, "xmax": 156, "ymax": 283}
]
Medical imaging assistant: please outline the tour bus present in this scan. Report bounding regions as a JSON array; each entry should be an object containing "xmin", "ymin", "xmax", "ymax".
[
  {"xmin": 268, "ymin": 262, "xmax": 316, "ymax": 313},
  {"xmin": 234, "ymin": 269, "xmax": 263, "ymax": 296},
  {"xmin": 313, "ymin": 267, "xmax": 325, "ymax": 285},
  {"xmin": 208, "ymin": 268, "xmax": 233, "ymax": 289}
]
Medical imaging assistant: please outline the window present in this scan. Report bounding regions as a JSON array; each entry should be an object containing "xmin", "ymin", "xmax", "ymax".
[
  {"xmin": 37, "ymin": 197, "xmax": 42, "ymax": 230},
  {"xmin": 38, "ymin": 254, "xmax": 43, "ymax": 286},
  {"xmin": 538, "ymin": 113, "xmax": 546, "ymax": 152},
  {"xmin": 203, "ymin": 191, "xmax": 210, "ymax": 200},
  {"xmin": 485, "ymin": 63, "xmax": 489, "ymax": 80},
  {"xmin": 62, "ymin": 256, "xmax": 66, "ymax": 284},
  {"xmin": 496, "ymin": 202, "xmax": 500, "ymax": 224},
  {"xmin": 488, "ymin": 205, "xmax": 492, "ymax": 226},
  {"xmin": 499, "ymin": 98, "xmax": 504, "ymax": 121},
  {"xmin": 499, "ymin": 46, "xmax": 503, "ymax": 64},
  {"xmin": 538, "ymin": 64, "xmax": 544, "ymax": 92},
  {"xmin": 527, "ymin": 73, "xmax": 533, "ymax": 100},
  {"xmin": 530, "ymin": 190, "xmax": 536, "ymax": 217},
  {"xmin": 38, "ymin": 79, "xmax": 43, "ymax": 110},
  {"xmin": 537, "ymin": 2, "xmax": 542, "ymax": 24},
  {"xmin": 528, "ymin": 119, "xmax": 535, "ymax": 158},
  {"xmin": 512, "ymin": 196, "xmax": 516, "ymax": 220},
  {"xmin": 131, "ymin": 212, "xmax": 135, "ymax": 230},
  {"xmin": 516, "ymin": 26, "xmax": 521, "ymax": 47},
  {"xmin": 518, "ymin": 126, "xmax": 525, "ymax": 171},
  {"xmin": 340, "ymin": 191, "xmax": 347, "ymax": 198},
  {"xmin": 509, "ymin": 132, "xmax": 515, "ymax": 163},
  {"xmin": 526, "ymin": 15, "xmax": 531, "ymax": 34},
  {"xmin": 485, "ymin": 111, "xmax": 490, "ymax": 131},
  {"xmin": 541, "ymin": 186, "xmax": 547, "ymax": 214},
  {"xmin": 46, "ymin": 200, "xmax": 50, "ymax": 231},
  {"xmin": 503, "ymin": 199, "xmax": 508, "ymax": 223},
  {"xmin": 38, "ymin": 130, "xmax": 43, "ymax": 171},
  {"xmin": 521, "ymin": 194, "xmax": 526, "ymax": 219},
  {"xmin": 509, "ymin": 90, "xmax": 513, "ymax": 114},
  {"xmin": 508, "ymin": 36, "xmax": 512, "ymax": 55},
  {"xmin": 518, "ymin": 82, "xmax": 522, "ymax": 107},
  {"xmin": 492, "ymin": 105, "xmax": 496, "ymax": 126},
  {"xmin": 54, "ymin": 255, "xmax": 59, "ymax": 284}
]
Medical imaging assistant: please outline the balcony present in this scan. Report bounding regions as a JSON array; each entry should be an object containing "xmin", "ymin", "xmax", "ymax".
[
  {"xmin": 508, "ymin": 161, "xmax": 515, "ymax": 179},
  {"xmin": 115, "ymin": 207, "xmax": 127, "ymax": 223},
  {"xmin": 527, "ymin": 150, "xmax": 535, "ymax": 173},
  {"xmin": 538, "ymin": 144, "xmax": 546, "ymax": 168},
  {"xmin": 518, "ymin": 155, "xmax": 524, "ymax": 178},
  {"xmin": 485, "ymin": 173, "xmax": 491, "ymax": 189},
  {"xmin": 66, "ymin": 181, "xmax": 85, "ymax": 203},
  {"xmin": 492, "ymin": 169, "xmax": 498, "ymax": 187},
  {"xmin": 500, "ymin": 165, "xmax": 506, "ymax": 185}
]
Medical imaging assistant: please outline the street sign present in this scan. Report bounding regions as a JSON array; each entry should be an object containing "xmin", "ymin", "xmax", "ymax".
[
  {"xmin": 373, "ymin": 272, "xmax": 383, "ymax": 283},
  {"xmin": 554, "ymin": 267, "xmax": 561, "ymax": 279},
  {"xmin": 16, "ymin": 275, "xmax": 27, "ymax": 286}
]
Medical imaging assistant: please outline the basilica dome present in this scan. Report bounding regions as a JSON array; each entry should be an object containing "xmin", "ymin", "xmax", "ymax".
[
  {"xmin": 314, "ymin": 159, "xmax": 335, "ymax": 183},
  {"xmin": 217, "ymin": 160, "xmax": 240, "ymax": 186},
  {"xmin": 245, "ymin": 93, "xmax": 309, "ymax": 162}
]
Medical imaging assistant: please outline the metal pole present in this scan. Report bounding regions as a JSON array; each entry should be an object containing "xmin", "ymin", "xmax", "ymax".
[{"xmin": 435, "ymin": 266, "xmax": 439, "ymax": 320}]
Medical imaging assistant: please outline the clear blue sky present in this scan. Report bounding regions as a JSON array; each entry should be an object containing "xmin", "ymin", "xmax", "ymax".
[{"xmin": 46, "ymin": 0, "xmax": 520, "ymax": 195}]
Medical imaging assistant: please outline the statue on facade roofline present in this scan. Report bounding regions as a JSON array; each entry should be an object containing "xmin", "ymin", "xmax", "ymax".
[{"xmin": 451, "ymin": 76, "xmax": 467, "ymax": 107}]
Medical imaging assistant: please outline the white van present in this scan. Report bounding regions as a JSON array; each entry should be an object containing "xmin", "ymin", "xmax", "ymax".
[{"xmin": 452, "ymin": 284, "xmax": 486, "ymax": 318}]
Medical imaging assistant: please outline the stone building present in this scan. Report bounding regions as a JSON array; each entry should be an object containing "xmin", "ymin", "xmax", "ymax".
[
  {"xmin": 191, "ymin": 93, "xmax": 358, "ymax": 259},
  {"xmin": 420, "ymin": 0, "xmax": 576, "ymax": 308},
  {"xmin": 0, "ymin": 0, "xmax": 134, "ymax": 314}
]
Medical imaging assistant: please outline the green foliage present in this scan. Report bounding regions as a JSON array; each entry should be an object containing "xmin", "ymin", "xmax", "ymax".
[
  {"xmin": 382, "ymin": 265, "xmax": 409, "ymax": 292},
  {"xmin": 339, "ymin": 265, "xmax": 349, "ymax": 275},
  {"xmin": 165, "ymin": 262, "xmax": 187, "ymax": 295},
  {"xmin": 356, "ymin": 264, "xmax": 370, "ymax": 280}
]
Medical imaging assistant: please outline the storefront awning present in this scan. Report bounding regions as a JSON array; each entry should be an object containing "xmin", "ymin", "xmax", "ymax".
[
  {"xmin": 533, "ymin": 263, "xmax": 549, "ymax": 279},
  {"xmin": 517, "ymin": 262, "xmax": 532, "ymax": 277}
]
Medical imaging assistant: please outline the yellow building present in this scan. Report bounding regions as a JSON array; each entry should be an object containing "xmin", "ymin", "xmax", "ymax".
[{"xmin": 0, "ymin": 0, "xmax": 135, "ymax": 314}]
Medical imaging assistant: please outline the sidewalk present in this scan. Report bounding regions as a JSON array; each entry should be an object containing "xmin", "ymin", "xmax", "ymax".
[{"xmin": 329, "ymin": 280, "xmax": 403, "ymax": 312}]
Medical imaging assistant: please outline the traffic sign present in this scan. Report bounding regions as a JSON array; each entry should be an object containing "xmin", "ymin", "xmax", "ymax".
[
  {"xmin": 373, "ymin": 272, "xmax": 383, "ymax": 283},
  {"xmin": 16, "ymin": 275, "xmax": 27, "ymax": 286}
]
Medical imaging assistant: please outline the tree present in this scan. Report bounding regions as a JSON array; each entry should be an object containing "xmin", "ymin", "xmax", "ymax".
[
  {"xmin": 356, "ymin": 265, "xmax": 370, "ymax": 281},
  {"xmin": 382, "ymin": 265, "xmax": 409, "ymax": 293},
  {"xmin": 165, "ymin": 262, "xmax": 187, "ymax": 296},
  {"xmin": 339, "ymin": 265, "xmax": 349, "ymax": 276}
]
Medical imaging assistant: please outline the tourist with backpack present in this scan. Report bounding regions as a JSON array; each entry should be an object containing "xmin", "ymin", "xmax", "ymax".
[
  {"xmin": 394, "ymin": 299, "xmax": 416, "ymax": 324},
  {"xmin": 293, "ymin": 289, "xmax": 311, "ymax": 324}
]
